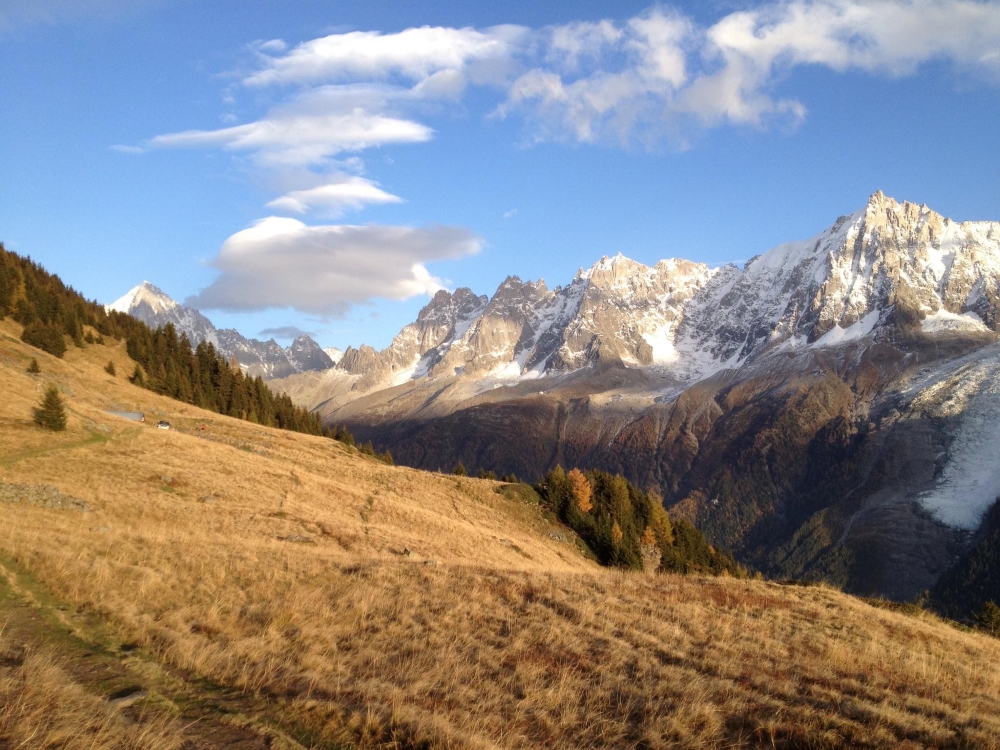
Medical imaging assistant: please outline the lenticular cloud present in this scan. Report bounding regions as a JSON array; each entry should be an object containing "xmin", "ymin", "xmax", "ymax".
[{"xmin": 189, "ymin": 217, "xmax": 481, "ymax": 316}]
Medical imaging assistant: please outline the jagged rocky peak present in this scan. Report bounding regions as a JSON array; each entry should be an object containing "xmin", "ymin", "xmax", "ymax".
[
  {"xmin": 417, "ymin": 287, "xmax": 488, "ymax": 327},
  {"xmin": 413, "ymin": 287, "xmax": 488, "ymax": 352},
  {"xmin": 339, "ymin": 344, "xmax": 382, "ymax": 375},
  {"xmin": 430, "ymin": 275, "xmax": 556, "ymax": 378},
  {"xmin": 287, "ymin": 335, "xmax": 334, "ymax": 373},
  {"xmin": 677, "ymin": 190, "xmax": 1000, "ymax": 366}
]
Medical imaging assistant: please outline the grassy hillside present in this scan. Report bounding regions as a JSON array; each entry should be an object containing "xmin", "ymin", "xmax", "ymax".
[{"xmin": 2, "ymin": 317, "xmax": 1000, "ymax": 748}]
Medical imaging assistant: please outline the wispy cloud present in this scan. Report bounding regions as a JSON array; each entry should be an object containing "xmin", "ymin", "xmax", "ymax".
[
  {"xmin": 266, "ymin": 175, "xmax": 403, "ymax": 216},
  {"xmin": 150, "ymin": 1, "xmax": 1000, "ymax": 163},
  {"xmin": 150, "ymin": 85, "xmax": 433, "ymax": 168},
  {"xmin": 503, "ymin": 208, "xmax": 517, "ymax": 219},
  {"xmin": 189, "ymin": 217, "xmax": 481, "ymax": 316},
  {"xmin": 243, "ymin": 25, "xmax": 520, "ymax": 87},
  {"xmin": 499, "ymin": 1, "xmax": 1000, "ymax": 142},
  {"xmin": 258, "ymin": 325, "xmax": 314, "ymax": 340},
  {"xmin": 148, "ymin": 1, "xmax": 1000, "ymax": 318},
  {"xmin": 110, "ymin": 144, "xmax": 145, "ymax": 155}
]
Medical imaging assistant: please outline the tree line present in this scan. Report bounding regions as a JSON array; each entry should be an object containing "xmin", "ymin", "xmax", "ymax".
[{"xmin": 0, "ymin": 243, "xmax": 379, "ymax": 450}]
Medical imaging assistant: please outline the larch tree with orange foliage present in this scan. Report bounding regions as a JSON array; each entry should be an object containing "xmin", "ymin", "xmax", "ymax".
[{"xmin": 567, "ymin": 468, "xmax": 593, "ymax": 513}]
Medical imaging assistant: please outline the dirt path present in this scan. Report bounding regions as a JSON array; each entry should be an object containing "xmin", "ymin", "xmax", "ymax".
[{"xmin": 0, "ymin": 555, "xmax": 323, "ymax": 750}]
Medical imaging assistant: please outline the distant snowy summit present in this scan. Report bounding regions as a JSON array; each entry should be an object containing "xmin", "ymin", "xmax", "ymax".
[
  {"xmin": 106, "ymin": 281, "xmax": 333, "ymax": 379},
  {"xmin": 325, "ymin": 191, "xmax": 1000, "ymax": 391}
]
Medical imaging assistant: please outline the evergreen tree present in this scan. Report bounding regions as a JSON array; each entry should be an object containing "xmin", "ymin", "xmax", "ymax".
[
  {"xmin": 130, "ymin": 364, "xmax": 145, "ymax": 387},
  {"xmin": 104, "ymin": 360, "xmax": 116, "ymax": 377},
  {"xmin": 453, "ymin": 461, "xmax": 468, "ymax": 477},
  {"xmin": 975, "ymin": 601, "xmax": 1000, "ymax": 637},
  {"xmin": 33, "ymin": 385, "xmax": 67, "ymax": 431},
  {"xmin": 26, "ymin": 358, "xmax": 40, "ymax": 374},
  {"xmin": 21, "ymin": 321, "xmax": 66, "ymax": 357},
  {"xmin": 536, "ymin": 466, "xmax": 745, "ymax": 577}
]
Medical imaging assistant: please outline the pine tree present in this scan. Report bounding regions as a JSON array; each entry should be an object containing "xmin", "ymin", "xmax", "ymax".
[
  {"xmin": 104, "ymin": 360, "xmax": 116, "ymax": 377},
  {"xmin": 21, "ymin": 321, "xmax": 67, "ymax": 357},
  {"xmin": 453, "ymin": 461, "xmax": 467, "ymax": 477},
  {"xmin": 33, "ymin": 385, "xmax": 67, "ymax": 431},
  {"xmin": 130, "ymin": 364, "xmax": 145, "ymax": 387},
  {"xmin": 975, "ymin": 600, "xmax": 1000, "ymax": 636},
  {"xmin": 26, "ymin": 358, "xmax": 40, "ymax": 374}
]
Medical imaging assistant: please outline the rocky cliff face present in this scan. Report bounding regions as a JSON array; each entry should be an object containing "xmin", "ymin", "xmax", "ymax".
[
  {"xmin": 271, "ymin": 192, "xmax": 1000, "ymax": 601},
  {"xmin": 107, "ymin": 282, "xmax": 333, "ymax": 379}
]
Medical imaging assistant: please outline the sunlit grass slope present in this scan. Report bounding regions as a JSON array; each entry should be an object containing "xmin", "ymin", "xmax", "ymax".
[{"xmin": 2, "ymin": 318, "xmax": 1000, "ymax": 749}]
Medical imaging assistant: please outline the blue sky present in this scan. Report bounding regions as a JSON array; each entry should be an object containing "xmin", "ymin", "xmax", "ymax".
[{"xmin": 2, "ymin": 0, "xmax": 999, "ymax": 351}]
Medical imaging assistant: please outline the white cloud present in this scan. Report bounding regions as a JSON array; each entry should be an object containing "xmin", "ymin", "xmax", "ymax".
[
  {"xmin": 266, "ymin": 175, "xmax": 403, "ymax": 215},
  {"xmin": 110, "ymin": 144, "xmax": 145, "ymax": 154},
  {"xmin": 676, "ymin": 0, "xmax": 1000, "ymax": 126},
  {"xmin": 546, "ymin": 20, "xmax": 623, "ymax": 71},
  {"xmin": 256, "ymin": 39, "xmax": 286, "ymax": 54},
  {"xmin": 147, "ymin": 1, "xmax": 1000, "ymax": 181},
  {"xmin": 502, "ymin": 1, "xmax": 1000, "ymax": 140},
  {"xmin": 503, "ymin": 208, "xmax": 517, "ymax": 219},
  {"xmin": 150, "ymin": 85, "xmax": 433, "ymax": 167},
  {"xmin": 244, "ymin": 25, "xmax": 518, "ymax": 87},
  {"xmin": 189, "ymin": 217, "xmax": 480, "ymax": 316},
  {"xmin": 143, "ymin": 0, "xmax": 1000, "ymax": 229}
]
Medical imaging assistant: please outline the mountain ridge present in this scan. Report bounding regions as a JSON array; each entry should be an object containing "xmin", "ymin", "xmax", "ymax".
[
  {"xmin": 107, "ymin": 281, "xmax": 333, "ymax": 379},
  {"xmin": 300, "ymin": 191, "xmax": 1000, "ymax": 402}
]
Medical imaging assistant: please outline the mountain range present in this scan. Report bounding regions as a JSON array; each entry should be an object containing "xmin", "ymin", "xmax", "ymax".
[
  {"xmin": 106, "ymin": 282, "xmax": 337, "ymax": 379},
  {"xmin": 111, "ymin": 191, "xmax": 1000, "ymax": 604},
  {"xmin": 266, "ymin": 191, "xmax": 1000, "ymax": 603}
]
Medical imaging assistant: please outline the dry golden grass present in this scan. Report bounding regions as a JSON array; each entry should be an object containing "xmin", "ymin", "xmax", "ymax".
[
  {"xmin": 2, "ymin": 319, "xmax": 1000, "ymax": 749},
  {"xmin": 0, "ymin": 628, "xmax": 182, "ymax": 749}
]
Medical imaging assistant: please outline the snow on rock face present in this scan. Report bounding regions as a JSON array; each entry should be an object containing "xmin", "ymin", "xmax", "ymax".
[
  {"xmin": 338, "ymin": 287, "xmax": 489, "ymax": 390},
  {"xmin": 906, "ymin": 348, "xmax": 1000, "ymax": 529},
  {"xmin": 286, "ymin": 336, "xmax": 335, "ymax": 373},
  {"xmin": 676, "ymin": 191, "xmax": 1000, "ymax": 373},
  {"xmin": 107, "ymin": 281, "xmax": 219, "ymax": 347},
  {"xmin": 106, "ymin": 281, "xmax": 332, "ymax": 379},
  {"xmin": 333, "ymin": 192, "xmax": 1000, "ymax": 395},
  {"xmin": 108, "ymin": 281, "xmax": 178, "ymax": 316}
]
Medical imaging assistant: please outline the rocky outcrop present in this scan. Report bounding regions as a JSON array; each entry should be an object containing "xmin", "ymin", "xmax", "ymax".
[
  {"xmin": 1, "ymin": 483, "xmax": 90, "ymax": 511},
  {"xmin": 286, "ymin": 335, "xmax": 334, "ymax": 373}
]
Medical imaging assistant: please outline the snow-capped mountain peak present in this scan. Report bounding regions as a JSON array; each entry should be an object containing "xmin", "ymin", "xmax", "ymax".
[
  {"xmin": 106, "ymin": 282, "xmax": 335, "ymax": 379},
  {"xmin": 106, "ymin": 281, "xmax": 179, "ymax": 316}
]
